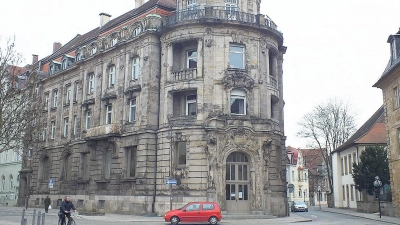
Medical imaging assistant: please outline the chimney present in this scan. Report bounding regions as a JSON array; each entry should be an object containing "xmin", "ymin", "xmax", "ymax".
[
  {"xmin": 135, "ymin": 0, "xmax": 149, "ymax": 8},
  {"xmin": 32, "ymin": 54, "xmax": 38, "ymax": 64},
  {"xmin": 99, "ymin": 13, "xmax": 112, "ymax": 28},
  {"xmin": 53, "ymin": 42, "xmax": 62, "ymax": 53}
]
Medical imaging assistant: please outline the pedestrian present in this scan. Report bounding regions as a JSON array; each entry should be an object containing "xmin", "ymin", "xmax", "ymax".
[{"xmin": 44, "ymin": 195, "xmax": 51, "ymax": 213}]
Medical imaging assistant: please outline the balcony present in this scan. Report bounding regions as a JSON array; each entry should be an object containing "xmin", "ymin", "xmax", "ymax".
[
  {"xmin": 171, "ymin": 68, "xmax": 198, "ymax": 82},
  {"xmin": 164, "ymin": 8, "xmax": 282, "ymax": 37},
  {"xmin": 85, "ymin": 123, "xmax": 122, "ymax": 140}
]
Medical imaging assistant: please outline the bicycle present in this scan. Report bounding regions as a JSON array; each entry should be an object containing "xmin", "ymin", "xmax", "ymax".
[{"xmin": 58, "ymin": 210, "xmax": 77, "ymax": 225}]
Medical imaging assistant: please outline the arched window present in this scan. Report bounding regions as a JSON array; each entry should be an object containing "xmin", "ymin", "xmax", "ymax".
[
  {"xmin": 41, "ymin": 156, "xmax": 50, "ymax": 181},
  {"xmin": 61, "ymin": 154, "xmax": 72, "ymax": 181},
  {"xmin": 91, "ymin": 46, "xmax": 97, "ymax": 55},
  {"xmin": 230, "ymin": 89, "xmax": 246, "ymax": 115},
  {"xmin": 62, "ymin": 59, "xmax": 68, "ymax": 70}
]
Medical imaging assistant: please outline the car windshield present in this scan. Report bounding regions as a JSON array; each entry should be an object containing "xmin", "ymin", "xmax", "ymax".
[
  {"xmin": 294, "ymin": 201, "xmax": 306, "ymax": 205},
  {"xmin": 178, "ymin": 203, "xmax": 190, "ymax": 210}
]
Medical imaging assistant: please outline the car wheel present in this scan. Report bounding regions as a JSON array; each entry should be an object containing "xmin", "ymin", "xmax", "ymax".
[
  {"xmin": 170, "ymin": 216, "xmax": 179, "ymax": 224},
  {"xmin": 209, "ymin": 216, "xmax": 218, "ymax": 224},
  {"xmin": 305, "ymin": 209, "xmax": 308, "ymax": 212}
]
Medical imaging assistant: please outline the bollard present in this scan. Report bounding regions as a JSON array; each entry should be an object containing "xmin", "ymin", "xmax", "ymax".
[
  {"xmin": 41, "ymin": 213, "xmax": 45, "ymax": 225},
  {"xmin": 37, "ymin": 212, "xmax": 41, "ymax": 225},
  {"xmin": 32, "ymin": 209, "xmax": 36, "ymax": 225},
  {"xmin": 21, "ymin": 209, "xmax": 26, "ymax": 225}
]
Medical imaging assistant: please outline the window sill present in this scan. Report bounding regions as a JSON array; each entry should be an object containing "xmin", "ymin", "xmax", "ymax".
[
  {"xmin": 77, "ymin": 180, "xmax": 90, "ymax": 184},
  {"xmin": 50, "ymin": 107, "xmax": 57, "ymax": 111},
  {"xmin": 94, "ymin": 180, "xmax": 110, "ymax": 183},
  {"xmin": 227, "ymin": 68, "xmax": 246, "ymax": 72},
  {"xmin": 121, "ymin": 178, "xmax": 136, "ymax": 182}
]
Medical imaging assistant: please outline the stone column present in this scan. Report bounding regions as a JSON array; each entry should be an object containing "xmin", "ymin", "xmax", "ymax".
[
  {"xmin": 197, "ymin": 38, "xmax": 203, "ymax": 78},
  {"xmin": 167, "ymin": 43, "xmax": 173, "ymax": 82}
]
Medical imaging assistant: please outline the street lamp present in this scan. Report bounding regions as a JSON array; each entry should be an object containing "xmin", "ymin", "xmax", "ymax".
[
  {"xmin": 317, "ymin": 185, "xmax": 321, "ymax": 210},
  {"xmin": 373, "ymin": 176, "xmax": 382, "ymax": 218}
]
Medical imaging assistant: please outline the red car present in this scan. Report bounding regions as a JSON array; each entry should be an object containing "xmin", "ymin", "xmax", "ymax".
[{"xmin": 164, "ymin": 202, "xmax": 222, "ymax": 224}]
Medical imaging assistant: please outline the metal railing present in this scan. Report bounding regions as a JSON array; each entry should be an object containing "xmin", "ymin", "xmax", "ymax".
[{"xmin": 164, "ymin": 8, "xmax": 280, "ymax": 34}]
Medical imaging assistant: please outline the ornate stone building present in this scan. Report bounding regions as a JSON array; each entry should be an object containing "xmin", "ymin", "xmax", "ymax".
[
  {"xmin": 19, "ymin": 0, "xmax": 287, "ymax": 216},
  {"xmin": 374, "ymin": 29, "xmax": 400, "ymax": 218}
]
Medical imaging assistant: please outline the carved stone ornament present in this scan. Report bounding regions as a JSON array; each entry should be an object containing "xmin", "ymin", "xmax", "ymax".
[{"xmin": 222, "ymin": 71, "xmax": 255, "ymax": 89}]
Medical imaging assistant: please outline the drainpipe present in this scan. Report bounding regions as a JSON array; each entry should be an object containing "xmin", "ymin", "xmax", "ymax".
[{"xmin": 152, "ymin": 40, "xmax": 162, "ymax": 213}]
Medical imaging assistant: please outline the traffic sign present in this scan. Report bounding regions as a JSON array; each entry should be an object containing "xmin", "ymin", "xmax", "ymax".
[
  {"xmin": 166, "ymin": 179, "xmax": 177, "ymax": 185},
  {"xmin": 49, "ymin": 179, "xmax": 54, "ymax": 189}
]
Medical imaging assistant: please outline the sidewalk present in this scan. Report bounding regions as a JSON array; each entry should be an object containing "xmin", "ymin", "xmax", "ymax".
[
  {"xmin": 0, "ymin": 205, "xmax": 311, "ymax": 223},
  {"xmin": 315, "ymin": 205, "xmax": 400, "ymax": 225}
]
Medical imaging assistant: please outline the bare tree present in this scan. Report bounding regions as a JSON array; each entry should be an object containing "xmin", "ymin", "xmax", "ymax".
[
  {"xmin": 297, "ymin": 98, "xmax": 357, "ymax": 198},
  {"xmin": 0, "ymin": 37, "xmax": 42, "ymax": 156}
]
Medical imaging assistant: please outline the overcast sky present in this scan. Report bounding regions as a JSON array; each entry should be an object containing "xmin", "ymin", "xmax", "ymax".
[{"xmin": 2, "ymin": 0, "xmax": 399, "ymax": 148}]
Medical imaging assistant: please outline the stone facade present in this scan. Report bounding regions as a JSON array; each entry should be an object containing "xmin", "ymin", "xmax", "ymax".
[
  {"xmin": 19, "ymin": 0, "xmax": 287, "ymax": 216},
  {"xmin": 374, "ymin": 29, "xmax": 400, "ymax": 217}
]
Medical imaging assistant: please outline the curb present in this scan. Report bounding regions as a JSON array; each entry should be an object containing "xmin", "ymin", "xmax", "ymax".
[{"xmin": 318, "ymin": 209, "xmax": 399, "ymax": 225}]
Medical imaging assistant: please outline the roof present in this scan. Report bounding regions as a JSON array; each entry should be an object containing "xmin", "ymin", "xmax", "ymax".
[
  {"xmin": 39, "ymin": 0, "xmax": 176, "ymax": 65},
  {"xmin": 301, "ymin": 149, "xmax": 324, "ymax": 175},
  {"xmin": 332, "ymin": 105, "xmax": 386, "ymax": 153}
]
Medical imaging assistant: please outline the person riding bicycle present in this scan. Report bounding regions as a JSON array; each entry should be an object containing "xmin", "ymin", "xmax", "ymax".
[{"xmin": 59, "ymin": 196, "xmax": 76, "ymax": 225}]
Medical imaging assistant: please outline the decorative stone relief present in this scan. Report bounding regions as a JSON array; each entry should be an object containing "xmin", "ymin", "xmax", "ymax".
[
  {"xmin": 204, "ymin": 27, "xmax": 213, "ymax": 47},
  {"xmin": 222, "ymin": 71, "xmax": 255, "ymax": 89}
]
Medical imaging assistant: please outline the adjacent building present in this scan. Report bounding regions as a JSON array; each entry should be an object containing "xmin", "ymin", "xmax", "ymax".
[
  {"xmin": 0, "ymin": 150, "xmax": 22, "ymax": 206},
  {"xmin": 19, "ymin": 0, "xmax": 288, "ymax": 216},
  {"xmin": 374, "ymin": 28, "xmax": 400, "ymax": 217},
  {"xmin": 286, "ymin": 147, "xmax": 310, "ymax": 204},
  {"xmin": 331, "ymin": 106, "xmax": 386, "ymax": 209}
]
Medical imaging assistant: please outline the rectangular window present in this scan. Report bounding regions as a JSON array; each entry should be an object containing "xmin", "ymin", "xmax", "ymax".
[
  {"xmin": 73, "ymin": 82, "xmax": 78, "ymax": 102},
  {"xmin": 43, "ymin": 127, "xmax": 47, "ymax": 141},
  {"xmin": 344, "ymin": 156, "xmax": 348, "ymax": 175},
  {"xmin": 298, "ymin": 171, "xmax": 301, "ymax": 181},
  {"xmin": 341, "ymin": 158, "xmax": 344, "ymax": 175},
  {"xmin": 187, "ymin": 50, "xmax": 197, "ymax": 68},
  {"xmin": 104, "ymin": 150, "xmax": 111, "ymax": 180},
  {"xmin": 230, "ymin": 90, "xmax": 246, "ymax": 115},
  {"xmin": 291, "ymin": 171, "xmax": 294, "ymax": 181},
  {"xmin": 348, "ymin": 154, "xmax": 352, "ymax": 174},
  {"xmin": 353, "ymin": 152, "xmax": 357, "ymax": 164},
  {"xmin": 106, "ymin": 105, "xmax": 112, "ymax": 124},
  {"xmin": 44, "ymin": 93, "xmax": 49, "ymax": 110},
  {"xmin": 229, "ymin": 44, "xmax": 244, "ymax": 69},
  {"xmin": 132, "ymin": 58, "xmax": 140, "ymax": 80},
  {"xmin": 80, "ymin": 153, "xmax": 90, "ymax": 180},
  {"xmin": 51, "ymin": 121, "xmax": 56, "ymax": 139},
  {"xmin": 86, "ymin": 111, "xmax": 91, "ymax": 129},
  {"xmin": 350, "ymin": 185, "xmax": 354, "ymax": 201},
  {"xmin": 176, "ymin": 142, "xmax": 187, "ymax": 166},
  {"xmin": 129, "ymin": 99, "xmax": 136, "ymax": 122},
  {"xmin": 73, "ymin": 115, "xmax": 77, "ymax": 135},
  {"xmin": 88, "ymin": 74, "xmax": 94, "ymax": 94},
  {"xmin": 53, "ymin": 90, "xmax": 58, "ymax": 107},
  {"xmin": 63, "ymin": 117, "xmax": 69, "ymax": 137},
  {"xmin": 342, "ymin": 186, "xmax": 345, "ymax": 200},
  {"xmin": 127, "ymin": 147, "xmax": 137, "ymax": 178},
  {"xmin": 65, "ymin": 86, "xmax": 71, "ymax": 105},
  {"xmin": 109, "ymin": 66, "xmax": 115, "ymax": 87},
  {"xmin": 186, "ymin": 94, "xmax": 197, "ymax": 115},
  {"xmin": 394, "ymin": 86, "xmax": 400, "ymax": 108}
]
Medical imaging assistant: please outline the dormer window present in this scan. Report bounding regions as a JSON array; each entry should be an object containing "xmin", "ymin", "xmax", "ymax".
[
  {"xmin": 62, "ymin": 59, "xmax": 68, "ymax": 70},
  {"xmin": 49, "ymin": 61, "xmax": 61, "ymax": 75},
  {"xmin": 134, "ymin": 27, "xmax": 142, "ymax": 36},
  {"xmin": 91, "ymin": 46, "xmax": 97, "ymax": 56},
  {"xmin": 111, "ymin": 37, "xmax": 118, "ymax": 47},
  {"xmin": 76, "ymin": 53, "xmax": 82, "ymax": 61}
]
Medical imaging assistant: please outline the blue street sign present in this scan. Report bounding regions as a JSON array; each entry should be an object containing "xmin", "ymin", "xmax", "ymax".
[
  {"xmin": 49, "ymin": 179, "xmax": 54, "ymax": 189},
  {"xmin": 166, "ymin": 179, "xmax": 177, "ymax": 185}
]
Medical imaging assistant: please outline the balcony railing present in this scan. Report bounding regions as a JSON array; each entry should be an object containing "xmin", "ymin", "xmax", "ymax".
[
  {"xmin": 172, "ymin": 68, "xmax": 198, "ymax": 81},
  {"xmin": 269, "ymin": 76, "xmax": 278, "ymax": 88},
  {"xmin": 164, "ymin": 8, "xmax": 281, "ymax": 35},
  {"xmin": 85, "ymin": 123, "xmax": 122, "ymax": 139}
]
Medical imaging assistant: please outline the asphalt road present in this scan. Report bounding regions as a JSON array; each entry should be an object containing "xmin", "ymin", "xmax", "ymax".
[{"xmin": 0, "ymin": 206, "xmax": 394, "ymax": 225}]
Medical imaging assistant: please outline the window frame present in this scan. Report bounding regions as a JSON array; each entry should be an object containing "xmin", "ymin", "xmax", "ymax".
[
  {"xmin": 229, "ymin": 44, "xmax": 245, "ymax": 69},
  {"xmin": 176, "ymin": 141, "xmax": 187, "ymax": 167},
  {"xmin": 126, "ymin": 147, "xmax": 137, "ymax": 178},
  {"xmin": 186, "ymin": 94, "xmax": 197, "ymax": 116},
  {"xmin": 394, "ymin": 86, "xmax": 399, "ymax": 108},
  {"xmin": 53, "ymin": 90, "xmax": 58, "ymax": 107},
  {"xmin": 187, "ymin": 50, "xmax": 198, "ymax": 68},
  {"xmin": 44, "ymin": 93, "xmax": 50, "ymax": 110},
  {"xmin": 88, "ymin": 73, "xmax": 95, "ymax": 94},
  {"xmin": 230, "ymin": 89, "xmax": 246, "ymax": 115},
  {"xmin": 63, "ymin": 117, "xmax": 69, "ymax": 137},
  {"xmin": 106, "ymin": 105, "xmax": 112, "ymax": 124},
  {"xmin": 85, "ymin": 111, "xmax": 91, "ymax": 129},
  {"xmin": 132, "ymin": 57, "xmax": 140, "ymax": 80},
  {"xmin": 51, "ymin": 121, "xmax": 56, "ymax": 139},
  {"xmin": 65, "ymin": 86, "xmax": 71, "ymax": 105},
  {"xmin": 108, "ymin": 66, "xmax": 116, "ymax": 88},
  {"xmin": 73, "ymin": 115, "xmax": 77, "ymax": 135},
  {"xmin": 129, "ymin": 98, "xmax": 137, "ymax": 122}
]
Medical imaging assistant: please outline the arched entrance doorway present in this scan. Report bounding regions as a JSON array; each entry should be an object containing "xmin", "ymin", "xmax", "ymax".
[{"xmin": 225, "ymin": 152, "xmax": 250, "ymax": 213}]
